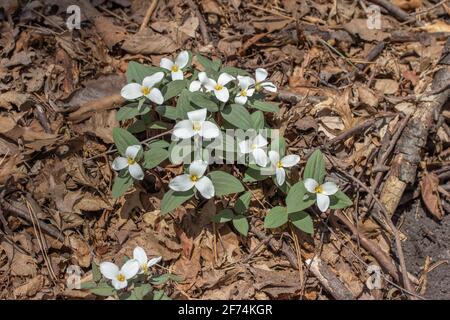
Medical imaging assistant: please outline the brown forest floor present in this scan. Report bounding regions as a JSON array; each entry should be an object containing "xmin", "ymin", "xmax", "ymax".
[{"xmin": 0, "ymin": 0, "xmax": 449, "ymax": 300}]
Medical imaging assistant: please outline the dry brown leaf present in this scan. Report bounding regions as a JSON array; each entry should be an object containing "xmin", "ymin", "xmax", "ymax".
[
  {"xmin": 0, "ymin": 91, "xmax": 30, "ymax": 110},
  {"xmin": 420, "ymin": 173, "xmax": 444, "ymax": 220},
  {"xmin": 374, "ymin": 79, "xmax": 399, "ymax": 95},
  {"xmin": 420, "ymin": 20, "xmax": 450, "ymax": 33},
  {"xmin": 122, "ymin": 29, "xmax": 179, "ymax": 54},
  {"xmin": 343, "ymin": 19, "xmax": 389, "ymax": 42},
  {"xmin": 13, "ymin": 275, "xmax": 45, "ymax": 298},
  {"xmin": 93, "ymin": 16, "xmax": 128, "ymax": 49},
  {"xmin": 392, "ymin": 0, "xmax": 422, "ymax": 10},
  {"xmin": 68, "ymin": 235, "xmax": 92, "ymax": 268}
]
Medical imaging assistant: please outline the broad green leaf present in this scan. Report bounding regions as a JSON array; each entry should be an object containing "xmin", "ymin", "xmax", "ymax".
[
  {"xmin": 163, "ymin": 79, "xmax": 187, "ymax": 100},
  {"xmin": 235, "ymin": 191, "xmax": 251, "ymax": 214},
  {"xmin": 116, "ymin": 103, "xmax": 151, "ymax": 121},
  {"xmin": 264, "ymin": 206, "xmax": 288, "ymax": 228},
  {"xmin": 251, "ymin": 110, "xmax": 265, "ymax": 129},
  {"xmin": 211, "ymin": 209, "xmax": 234, "ymax": 223},
  {"xmin": 289, "ymin": 211, "xmax": 314, "ymax": 235},
  {"xmin": 176, "ymin": 89, "xmax": 194, "ymax": 119},
  {"xmin": 303, "ymin": 149, "xmax": 326, "ymax": 184},
  {"xmin": 143, "ymin": 148, "xmax": 168, "ymax": 169},
  {"xmin": 286, "ymin": 181, "xmax": 315, "ymax": 213},
  {"xmin": 208, "ymin": 171, "xmax": 244, "ymax": 196},
  {"xmin": 242, "ymin": 167, "xmax": 268, "ymax": 182},
  {"xmin": 153, "ymin": 290, "xmax": 170, "ymax": 300},
  {"xmin": 221, "ymin": 104, "xmax": 253, "ymax": 129},
  {"xmin": 80, "ymin": 281, "xmax": 97, "ymax": 290},
  {"xmin": 147, "ymin": 139, "xmax": 170, "ymax": 149},
  {"xmin": 90, "ymin": 283, "xmax": 115, "ymax": 297},
  {"xmin": 220, "ymin": 66, "xmax": 251, "ymax": 77},
  {"xmin": 112, "ymin": 174, "xmax": 133, "ymax": 198},
  {"xmin": 92, "ymin": 262, "xmax": 102, "ymax": 282},
  {"xmin": 128, "ymin": 120, "xmax": 146, "ymax": 134},
  {"xmin": 196, "ymin": 54, "xmax": 221, "ymax": 72},
  {"xmin": 160, "ymin": 189, "xmax": 194, "ymax": 214},
  {"xmin": 329, "ymin": 190, "xmax": 353, "ymax": 209},
  {"xmin": 151, "ymin": 273, "xmax": 183, "ymax": 285},
  {"xmin": 189, "ymin": 91, "xmax": 218, "ymax": 112},
  {"xmin": 112, "ymin": 128, "xmax": 140, "ymax": 156},
  {"xmin": 156, "ymin": 105, "xmax": 178, "ymax": 120},
  {"xmin": 250, "ymin": 100, "xmax": 280, "ymax": 113},
  {"xmin": 126, "ymin": 61, "xmax": 164, "ymax": 83},
  {"xmin": 232, "ymin": 215, "xmax": 249, "ymax": 236},
  {"xmin": 270, "ymin": 137, "xmax": 286, "ymax": 157},
  {"xmin": 132, "ymin": 284, "xmax": 152, "ymax": 300}
]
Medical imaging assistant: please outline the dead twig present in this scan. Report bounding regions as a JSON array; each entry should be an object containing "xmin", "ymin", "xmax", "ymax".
[
  {"xmin": 186, "ymin": 0, "xmax": 210, "ymax": 44},
  {"xmin": 139, "ymin": 0, "xmax": 159, "ymax": 32}
]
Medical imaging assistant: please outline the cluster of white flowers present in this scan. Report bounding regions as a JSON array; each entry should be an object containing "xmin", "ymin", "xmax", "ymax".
[{"xmin": 100, "ymin": 246, "xmax": 161, "ymax": 290}]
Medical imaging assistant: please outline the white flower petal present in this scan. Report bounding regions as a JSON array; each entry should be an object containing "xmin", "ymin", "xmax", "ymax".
[
  {"xmin": 133, "ymin": 246, "xmax": 148, "ymax": 266},
  {"xmin": 159, "ymin": 58, "xmax": 174, "ymax": 70},
  {"xmin": 198, "ymin": 72, "xmax": 208, "ymax": 84},
  {"xmin": 143, "ymin": 72, "xmax": 164, "ymax": 88},
  {"xmin": 129, "ymin": 163, "xmax": 144, "ymax": 180},
  {"xmin": 171, "ymin": 70, "xmax": 184, "ymax": 81},
  {"xmin": 252, "ymin": 148, "xmax": 268, "ymax": 167},
  {"xmin": 147, "ymin": 256, "xmax": 162, "ymax": 268},
  {"xmin": 304, "ymin": 178, "xmax": 319, "ymax": 193},
  {"xmin": 214, "ymin": 88, "xmax": 229, "ymax": 103},
  {"xmin": 189, "ymin": 80, "xmax": 201, "ymax": 92},
  {"xmin": 146, "ymin": 88, "xmax": 164, "ymax": 105},
  {"xmin": 268, "ymin": 150, "xmax": 280, "ymax": 166},
  {"xmin": 217, "ymin": 73, "xmax": 235, "ymax": 86},
  {"xmin": 195, "ymin": 176, "xmax": 215, "ymax": 199},
  {"xmin": 234, "ymin": 95, "xmax": 247, "ymax": 105},
  {"xmin": 204, "ymin": 78, "xmax": 217, "ymax": 91},
  {"xmin": 100, "ymin": 262, "xmax": 119, "ymax": 280},
  {"xmin": 321, "ymin": 182, "xmax": 338, "ymax": 196},
  {"xmin": 255, "ymin": 68, "xmax": 268, "ymax": 83},
  {"xmin": 112, "ymin": 278, "xmax": 127, "ymax": 290},
  {"xmin": 262, "ymin": 81, "xmax": 277, "ymax": 92},
  {"xmin": 173, "ymin": 120, "xmax": 195, "ymax": 139},
  {"xmin": 275, "ymin": 167, "xmax": 286, "ymax": 186},
  {"xmin": 169, "ymin": 174, "xmax": 194, "ymax": 192},
  {"xmin": 281, "ymin": 155, "xmax": 300, "ymax": 168},
  {"xmin": 239, "ymin": 140, "xmax": 251, "ymax": 154},
  {"xmin": 121, "ymin": 259, "xmax": 140, "ymax": 279},
  {"xmin": 121, "ymin": 83, "xmax": 142, "ymax": 100},
  {"xmin": 201, "ymin": 121, "xmax": 220, "ymax": 139},
  {"xmin": 175, "ymin": 51, "xmax": 189, "ymax": 69},
  {"xmin": 112, "ymin": 157, "xmax": 128, "ymax": 171},
  {"xmin": 253, "ymin": 134, "xmax": 268, "ymax": 148},
  {"xmin": 189, "ymin": 160, "xmax": 208, "ymax": 177},
  {"xmin": 125, "ymin": 145, "xmax": 141, "ymax": 160},
  {"xmin": 247, "ymin": 88, "xmax": 255, "ymax": 97},
  {"xmin": 237, "ymin": 75, "xmax": 254, "ymax": 89},
  {"xmin": 316, "ymin": 193, "xmax": 330, "ymax": 212},
  {"xmin": 187, "ymin": 108, "xmax": 207, "ymax": 122}
]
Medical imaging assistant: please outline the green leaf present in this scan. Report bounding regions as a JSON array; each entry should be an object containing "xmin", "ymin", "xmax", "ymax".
[
  {"xmin": 232, "ymin": 215, "xmax": 249, "ymax": 236},
  {"xmin": 211, "ymin": 209, "xmax": 234, "ymax": 223},
  {"xmin": 147, "ymin": 139, "xmax": 170, "ymax": 149},
  {"xmin": 220, "ymin": 66, "xmax": 251, "ymax": 77},
  {"xmin": 160, "ymin": 189, "xmax": 194, "ymax": 214},
  {"xmin": 163, "ymin": 80, "xmax": 187, "ymax": 101},
  {"xmin": 176, "ymin": 89, "xmax": 194, "ymax": 119},
  {"xmin": 189, "ymin": 91, "xmax": 218, "ymax": 112},
  {"xmin": 196, "ymin": 54, "xmax": 221, "ymax": 72},
  {"xmin": 303, "ymin": 149, "xmax": 326, "ymax": 184},
  {"xmin": 92, "ymin": 262, "xmax": 101, "ymax": 282},
  {"xmin": 251, "ymin": 111, "xmax": 265, "ymax": 129},
  {"xmin": 286, "ymin": 181, "xmax": 315, "ymax": 213},
  {"xmin": 329, "ymin": 190, "xmax": 353, "ymax": 209},
  {"xmin": 80, "ymin": 281, "xmax": 97, "ymax": 290},
  {"xmin": 143, "ymin": 148, "xmax": 168, "ymax": 169},
  {"xmin": 112, "ymin": 128, "xmax": 140, "ymax": 156},
  {"xmin": 126, "ymin": 61, "xmax": 164, "ymax": 83},
  {"xmin": 221, "ymin": 104, "xmax": 253, "ymax": 129},
  {"xmin": 132, "ymin": 284, "xmax": 152, "ymax": 300},
  {"xmin": 242, "ymin": 167, "xmax": 268, "ymax": 182},
  {"xmin": 250, "ymin": 100, "xmax": 280, "ymax": 113},
  {"xmin": 235, "ymin": 191, "xmax": 251, "ymax": 214},
  {"xmin": 289, "ymin": 211, "xmax": 314, "ymax": 235},
  {"xmin": 151, "ymin": 273, "xmax": 183, "ymax": 285},
  {"xmin": 112, "ymin": 174, "xmax": 133, "ymax": 198},
  {"xmin": 208, "ymin": 171, "xmax": 244, "ymax": 196},
  {"xmin": 90, "ymin": 283, "xmax": 115, "ymax": 297},
  {"xmin": 116, "ymin": 103, "xmax": 151, "ymax": 121},
  {"xmin": 156, "ymin": 105, "xmax": 178, "ymax": 120},
  {"xmin": 264, "ymin": 206, "xmax": 288, "ymax": 228}
]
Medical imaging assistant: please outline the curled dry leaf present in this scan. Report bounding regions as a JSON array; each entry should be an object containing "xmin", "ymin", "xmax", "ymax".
[
  {"xmin": 122, "ymin": 29, "xmax": 179, "ymax": 55},
  {"xmin": 420, "ymin": 173, "xmax": 444, "ymax": 220},
  {"xmin": 13, "ymin": 275, "xmax": 45, "ymax": 298}
]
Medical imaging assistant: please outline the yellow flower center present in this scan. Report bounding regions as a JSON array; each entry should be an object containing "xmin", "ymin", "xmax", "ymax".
[
  {"xmin": 240, "ymin": 90, "xmax": 247, "ymax": 97},
  {"xmin": 255, "ymin": 83, "xmax": 262, "ymax": 91},
  {"xmin": 171, "ymin": 65, "xmax": 179, "ymax": 72},
  {"xmin": 314, "ymin": 185, "xmax": 323, "ymax": 194},
  {"xmin": 215, "ymin": 84, "xmax": 223, "ymax": 91},
  {"xmin": 141, "ymin": 264, "xmax": 148, "ymax": 274},
  {"xmin": 141, "ymin": 86, "xmax": 151, "ymax": 95},
  {"xmin": 127, "ymin": 158, "xmax": 136, "ymax": 165},
  {"xmin": 116, "ymin": 274, "xmax": 125, "ymax": 282},
  {"xmin": 251, "ymin": 143, "xmax": 257, "ymax": 150},
  {"xmin": 192, "ymin": 122, "xmax": 201, "ymax": 132},
  {"xmin": 277, "ymin": 161, "xmax": 283, "ymax": 168},
  {"xmin": 190, "ymin": 175, "xmax": 198, "ymax": 182}
]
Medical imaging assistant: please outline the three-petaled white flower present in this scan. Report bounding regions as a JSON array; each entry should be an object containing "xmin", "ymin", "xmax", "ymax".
[
  {"xmin": 133, "ymin": 246, "xmax": 162, "ymax": 275},
  {"xmin": 204, "ymin": 73, "xmax": 235, "ymax": 103},
  {"xmin": 235, "ymin": 76, "xmax": 255, "ymax": 105},
  {"xmin": 239, "ymin": 134, "xmax": 268, "ymax": 167},
  {"xmin": 99, "ymin": 259, "xmax": 140, "ymax": 290},
  {"xmin": 160, "ymin": 51, "xmax": 189, "ymax": 81},
  {"xmin": 304, "ymin": 178, "xmax": 338, "ymax": 212},
  {"xmin": 189, "ymin": 72, "xmax": 211, "ymax": 93},
  {"xmin": 254, "ymin": 68, "xmax": 277, "ymax": 93},
  {"xmin": 112, "ymin": 145, "xmax": 144, "ymax": 180},
  {"xmin": 268, "ymin": 151, "xmax": 300, "ymax": 186},
  {"xmin": 121, "ymin": 72, "xmax": 164, "ymax": 105},
  {"xmin": 173, "ymin": 108, "xmax": 220, "ymax": 140},
  {"xmin": 169, "ymin": 160, "xmax": 214, "ymax": 199}
]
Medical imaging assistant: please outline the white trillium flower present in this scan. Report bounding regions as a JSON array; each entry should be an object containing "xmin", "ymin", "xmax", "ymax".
[
  {"xmin": 235, "ymin": 76, "xmax": 255, "ymax": 105},
  {"xmin": 254, "ymin": 68, "xmax": 277, "ymax": 93},
  {"xmin": 189, "ymin": 72, "xmax": 211, "ymax": 93},
  {"xmin": 204, "ymin": 73, "xmax": 235, "ymax": 103},
  {"xmin": 239, "ymin": 134, "xmax": 268, "ymax": 167},
  {"xmin": 173, "ymin": 108, "xmax": 220, "ymax": 140},
  {"xmin": 304, "ymin": 178, "xmax": 339, "ymax": 212},
  {"xmin": 99, "ymin": 259, "xmax": 140, "ymax": 290},
  {"xmin": 169, "ymin": 160, "xmax": 214, "ymax": 199},
  {"xmin": 112, "ymin": 145, "xmax": 144, "ymax": 180},
  {"xmin": 121, "ymin": 72, "xmax": 164, "ymax": 104},
  {"xmin": 160, "ymin": 51, "xmax": 189, "ymax": 81},
  {"xmin": 268, "ymin": 151, "xmax": 300, "ymax": 186},
  {"xmin": 133, "ymin": 246, "xmax": 162, "ymax": 274}
]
